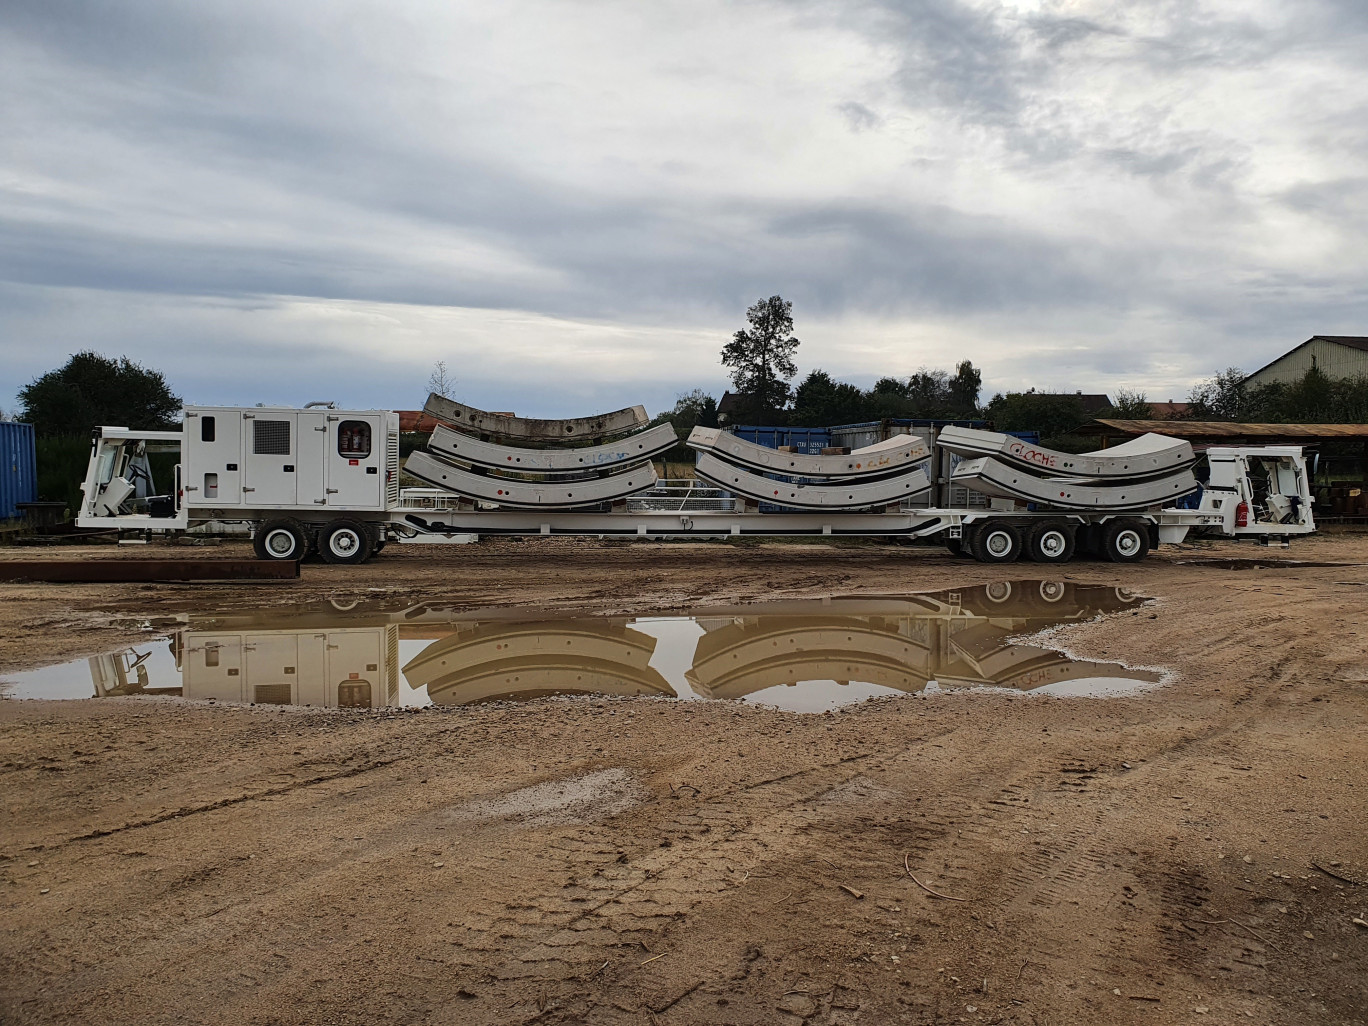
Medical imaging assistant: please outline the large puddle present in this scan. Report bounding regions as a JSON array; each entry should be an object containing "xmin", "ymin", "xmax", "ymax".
[{"xmin": 0, "ymin": 581, "xmax": 1163, "ymax": 713}]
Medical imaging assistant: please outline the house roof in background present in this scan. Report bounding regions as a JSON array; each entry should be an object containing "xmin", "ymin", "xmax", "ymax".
[
  {"xmin": 1248, "ymin": 335, "xmax": 1368, "ymax": 379},
  {"xmin": 1086, "ymin": 418, "xmax": 1368, "ymax": 442}
]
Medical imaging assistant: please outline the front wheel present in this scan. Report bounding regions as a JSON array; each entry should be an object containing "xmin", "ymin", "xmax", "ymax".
[
  {"xmin": 1102, "ymin": 519, "xmax": 1150, "ymax": 563},
  {"xmin": 320, "ymin": 519, "xmax": 374, "ymax": 565},
  {"xmin": 253, "ymin": 518, "xmax": 308, "ymax": 561}
]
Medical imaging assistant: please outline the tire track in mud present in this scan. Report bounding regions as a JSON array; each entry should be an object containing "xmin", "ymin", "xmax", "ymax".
[
  {"xmin": 20, "ymin": 758, "xmax": 400, "ymax": 850},
  {"xmin": 446, "ymin": 755, "xmax": 880, "ymax": 996}
]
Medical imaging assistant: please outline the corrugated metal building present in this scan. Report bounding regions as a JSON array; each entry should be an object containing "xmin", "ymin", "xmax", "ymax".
[
  {"xmin": 1245, "ymin": 336, "xmax": 1368, "ymax": 387},
  {"xmin": 1, "ymin": 422, "xmax": 38, "ymax": 519}
]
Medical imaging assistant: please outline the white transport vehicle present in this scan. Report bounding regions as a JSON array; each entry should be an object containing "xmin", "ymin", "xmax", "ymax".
[{"xmin": 75, "ymin": 399, "xmax": 1316, "ymax": 565}]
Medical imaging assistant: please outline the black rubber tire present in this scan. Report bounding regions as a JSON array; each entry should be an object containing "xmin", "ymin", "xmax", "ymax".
[
  {"xmin": 1102, "ymin": 518, "xmax": 1150, "ymax": 563},
  {"xmin": 971, "ymin": 520, "xmax": 1022, "ymax": 563},
  {"xmin": 944, "ymin": 537, "xmax": 963, "ymax": 557},
  {"xmin": 1026, "ymin": 520, "xmax": 1076, "ymax": 564},
  {"xmin": 320, "ymin": 519, "xmax": 374, "ymax": 565},
  {"xmin": 253, "ymin": 518, "xmax": 308, "ymax": 561}
]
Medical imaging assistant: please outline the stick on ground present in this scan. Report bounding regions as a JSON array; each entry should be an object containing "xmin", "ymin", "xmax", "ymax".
[{"xmin": 905, "ymin": 853, "xmax": 968, "ymax": 902}]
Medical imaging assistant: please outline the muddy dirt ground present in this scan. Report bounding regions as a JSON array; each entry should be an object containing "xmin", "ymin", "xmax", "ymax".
[{"xmin": 2, "ymin": 536, "xmax": 1366, "ymax": 1026}]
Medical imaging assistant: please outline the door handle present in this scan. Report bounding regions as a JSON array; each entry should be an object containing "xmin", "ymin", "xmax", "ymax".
[
  {"xmin": 326, "ymin": 488, "xmax": 339, "ymax": 494},
  {"xmin": 242, "ymin": 487, "xmax": 255, "ymax": 493}
]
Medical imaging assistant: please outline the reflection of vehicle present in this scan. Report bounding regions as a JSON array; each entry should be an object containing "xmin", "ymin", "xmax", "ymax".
[
  {"xmin": 403, "ymin": 621, "xmax": 674, "ymax": 706},
  {"xmin": 180, "ymin": 625, "xmax": 399, "ymax": 708},
  {"xmin": 79, "ymin": 585, "xmax": 1156, "ymax": 708},
  {"xmin": 89, "ymin": 648, "xmax": 180, "ymax": 698},
  {"xmin": 686, "ymin": 584, "xmax": 1158, "ymax": 699},
  {"xmin": 74, "ymin": 395, "xmax": 1315, "ymax": 565}
]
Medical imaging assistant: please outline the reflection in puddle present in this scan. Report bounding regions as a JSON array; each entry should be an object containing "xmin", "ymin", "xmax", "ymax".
[{"xmin": 0, "ymin": 582, "xmax": 1163, "ymax": 712}]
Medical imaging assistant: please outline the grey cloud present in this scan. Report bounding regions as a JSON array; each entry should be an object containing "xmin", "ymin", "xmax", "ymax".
[{"xmin": 3, "ymin": 0, "xmax": 1368, "ymax": 408}]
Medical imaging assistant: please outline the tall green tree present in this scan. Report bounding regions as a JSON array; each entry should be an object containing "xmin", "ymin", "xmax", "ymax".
[
  {"xmin": 947, "ymin": 360, "xmax": 982, "ymax": 414},
  {"xmin": 720, "ymin": 296, "xmax": 800, "ymax": 420},
  {"xmin": 1187, "ymin": 367, "xmax": 1247, "ymax": 421},
  {"xmin": 791, "ymin": 370, "xmax": 868, "ymax": 426},
  {"xmin": 1110, "ymin": 388, "xmax": 1153, "ymax": 419},
  {"xmin": 19, "ymin": 352, "xmax": 181, "ymax": 438},
  {"xmin": 983, "ymin": 389, "xmax": 1089, "ymax": 444}
]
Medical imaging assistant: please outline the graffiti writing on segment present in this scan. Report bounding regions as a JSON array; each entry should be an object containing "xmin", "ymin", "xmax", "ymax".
[{"xmin": 1007, "ymin": 441, "xmax": 1060, "ymax": 469}]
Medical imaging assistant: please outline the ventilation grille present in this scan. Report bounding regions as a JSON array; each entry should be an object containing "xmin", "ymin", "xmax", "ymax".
[
  {"xmin": 385, "ymin": 432, "xmax": 400, "ymax": 507},
  {"xmin": 253, "ymin": 420, "xmax": 291, "ymax": 456},
  {"xmin": 253, "ymin": 683, "xmax": 292, "ymax": 705}
]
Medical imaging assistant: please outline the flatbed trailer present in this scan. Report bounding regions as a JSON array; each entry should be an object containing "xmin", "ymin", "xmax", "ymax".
[{"xmin": 74, "ymin": 404, "xmax": 1316, "ymax": 565}]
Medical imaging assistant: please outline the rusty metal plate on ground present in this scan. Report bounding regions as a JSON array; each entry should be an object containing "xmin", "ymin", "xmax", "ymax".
[{"xmin": 0, "ymin": 559, "xmax": 299, "ymax": 582}]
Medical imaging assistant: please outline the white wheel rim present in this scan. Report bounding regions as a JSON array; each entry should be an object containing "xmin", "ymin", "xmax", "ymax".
[
  {"xmin": 986, "ymin": 581, "xmax": 1012, "ymax": 602},
  {"xmin": 1039, "ymin": 530, "xmax": 1066, "ymax": 558},
  {"xmin": 264, "ymin": 529, "xmax": 296, "ymax": 557},
  {"xmin": 1040, "ymin": 581, "xmax": 1065, "ymax": 602},
  {"xmin": 330, "ymin": 529, "xmax": 361, "ymax": 557},
  {"xmin": 985, "ymin": 530, "xmax": 1013, "ymax": 557},
  {"xmin": 1115, "ymin": 530, "xmax": 1142, "ymax": 556}
]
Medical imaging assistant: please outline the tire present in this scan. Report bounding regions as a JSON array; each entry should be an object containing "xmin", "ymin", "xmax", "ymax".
[
  {"xmin": 253, "ymin": 518, "xmax": 308, "ymax": 561},
  {"xmin": 1026, "ymin": 520, "xmax": 1075, "ymax": 564},
  {"xmin": 1038, "ymin": 580, "xmax": 1067, "ymax": 603},
  {"xmin": 983, "ymin": 580, "xmax": 1014, "ymax": 604},
  {"xmin": 944, "ymin": 537, "xmax": 963, "ymax": 557},
  {"xmin": 1102, "ymin": 519, "xmax": 1150, "ymax": 563},
  {"xmin": 971, "ymin": 521, "xmax": 1022, "ymax": 563},
  {"xmin": 320, "ymin": 519, "xmax": 374, "ymax": 564}
]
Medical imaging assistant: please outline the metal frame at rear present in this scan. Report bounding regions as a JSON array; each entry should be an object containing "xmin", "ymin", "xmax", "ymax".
[
  {"xmin": 428, "ymin": 422, "xmax": 677, "ymax": 474},
  {"xmin": 688, "ymin": 426, "xmax": 930, "ymax": 478}
]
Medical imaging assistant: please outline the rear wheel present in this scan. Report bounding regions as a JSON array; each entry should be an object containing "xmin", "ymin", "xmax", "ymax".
[
  {"xmin": 971, "ymin": 521, "xmax": 1022, "ymax": 563},
  {"xmin": 1027, "ymin": 520, "xmax": 1075, "ymax": 564},
  {"xmin": 320, "ymin": 519, "xmax": 374, "ymax": 564},
  {"xmin": 1102, "ymin": 519, "xmax": 1150, "ymax": 563},
  {"xmin": 253, "ymin": 518, "xmax": 308, "ymax": 561}
]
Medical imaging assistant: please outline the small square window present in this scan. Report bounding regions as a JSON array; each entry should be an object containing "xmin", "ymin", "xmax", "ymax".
[
  {"xmin": 201, "ymin": 416, "xmax": 216, "ymax": 442},
  {"xmin": 338, "ymin": 421, "xmax": 372, "ymax": 458},
  {"xmin": 205, "ymin": 645, "xmax": 219, "ymax": 667}
]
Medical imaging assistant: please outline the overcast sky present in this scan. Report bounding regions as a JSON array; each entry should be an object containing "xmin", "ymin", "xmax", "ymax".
[{"xmin": 4, "ymin": 0, "xmax": 1366, "ymax": 417}]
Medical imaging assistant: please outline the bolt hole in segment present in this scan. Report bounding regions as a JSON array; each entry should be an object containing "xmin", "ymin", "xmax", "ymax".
[{"xmin": 3, "ymin": 583, "xmax": 1164, "ymax": 711}]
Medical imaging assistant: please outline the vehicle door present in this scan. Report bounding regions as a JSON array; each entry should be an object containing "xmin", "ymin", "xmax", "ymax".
[
  {"xmin": 296, "ymin": 413, "xmax": 329, "ymax": 509},
  {"xmin": 243, "ymin": 632, "xmax": 299, "ymax": 706},
  {"xmin": 186, "ymin": 411, "xmax": 244, "ymax": 505},
  {"xmin": 182, "ymin": 634, "xmax": 245, "ymax": 702},
  {"xmin": 325, "ymin": 628, "xmax": 385, "ymax": 709},
  {"xmin": 243, "ymin": 413, "xmax": 297, "ymax": 506},
  {"xmin": 327, "ymin": 415, "xmax": 383, "ymax": 509}
]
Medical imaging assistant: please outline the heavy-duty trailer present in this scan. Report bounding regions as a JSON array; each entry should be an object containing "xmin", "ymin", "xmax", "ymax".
[{"xmin": 74, "ymin": 396, "xmax": 1316, "ymax": 564}]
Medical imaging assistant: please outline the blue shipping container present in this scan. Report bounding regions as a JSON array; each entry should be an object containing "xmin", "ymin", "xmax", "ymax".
[
  {"xmin": 1, "ymin": 421, "xmax": 38, "ymax": 519},
  {"xmin": 729, "ymin": 425, "xmax": 831, "ymax": 454}
]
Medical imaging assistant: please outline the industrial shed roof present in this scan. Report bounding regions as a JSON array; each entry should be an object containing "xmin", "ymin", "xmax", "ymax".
[{"xmin": 1086, "ymin": 419, "xmax": 1368, "ymax": 443}]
